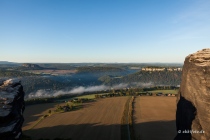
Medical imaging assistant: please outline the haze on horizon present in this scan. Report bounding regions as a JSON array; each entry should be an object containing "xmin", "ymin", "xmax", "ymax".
[{"xmin": 0, "ymin": 0, "xmax": 210, "ymax": 63}]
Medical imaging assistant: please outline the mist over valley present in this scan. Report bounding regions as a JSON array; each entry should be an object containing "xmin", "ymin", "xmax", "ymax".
[{"xmin": 0, "ymin": 62, "xmax": 182, "ymax": 98}]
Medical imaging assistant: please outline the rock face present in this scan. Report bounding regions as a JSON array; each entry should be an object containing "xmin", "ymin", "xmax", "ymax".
[
  {"xmin": 0, "ymin": 79, "xmax": 25, "ymax": 140},
  {"xmin": 175, "ymin": 49, "xmax": 210, "ymax": 140}
]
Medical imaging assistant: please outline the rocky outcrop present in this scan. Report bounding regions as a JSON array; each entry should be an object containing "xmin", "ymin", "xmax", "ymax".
[
  {"xmin": 175, "ymin": 49, "xmax": 210, "ymax": 140},
  {"xmin": 21, "ymin": 63, "xmax": 43, "ymax": 70},
  {"xmin": 0, "ymin": 79, "xmax": 25, "ymax": 140}
]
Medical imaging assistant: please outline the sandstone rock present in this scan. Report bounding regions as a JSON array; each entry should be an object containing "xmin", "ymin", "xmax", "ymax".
[
  {"xmin": 175, "ymin": 49, "xmax": 210, "ymax": 140},
  {"xmin": 20, "ymin": 63, "xmax": 43, "ymax": 70},
  {"xmin": 0, "ymin": 79, "xmax": 25, "ymax": 140},
  {"xmin": 22, "ymin": 63, "xmax": 41, "ymax": 68}
]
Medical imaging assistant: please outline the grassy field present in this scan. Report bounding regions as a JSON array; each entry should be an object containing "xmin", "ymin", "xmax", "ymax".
[
  {"xmin": 58, "ymin": 93, "xmax": 109, "ymax": 102},
  {"xmin": 148, "ymin": 89, "xmax": 178, "ymax": 94},
  {"xmin": 133, "ymin": 96, "xmax": 177, "ymax": 140},
  {"xmin": 76, "ymin": 94, "xmax": 97, "ymax": 99},
  {"xmin": 23, "ymin": 97, "xmax": 129, "ymax": 140}
]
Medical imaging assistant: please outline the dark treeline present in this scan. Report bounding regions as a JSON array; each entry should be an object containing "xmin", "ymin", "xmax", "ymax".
[{"xmin": 25, "ymin": 94, "xmax": 76, "ymax": 105}]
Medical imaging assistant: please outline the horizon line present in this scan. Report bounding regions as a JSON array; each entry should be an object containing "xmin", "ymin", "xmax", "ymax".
[{"xmin": 0, "ymin": 61, "xmax": 184, "ymax": 64}]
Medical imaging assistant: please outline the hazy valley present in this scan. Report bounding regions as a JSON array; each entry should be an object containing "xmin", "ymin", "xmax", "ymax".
[{"xmin": 0, "ymin": 62, "xmax": 182, "ymax": 98}]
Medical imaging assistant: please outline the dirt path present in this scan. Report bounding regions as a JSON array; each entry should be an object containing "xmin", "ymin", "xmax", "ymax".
[
  {"xmin": 121, "ymin": 96, "xmax": 132, "ymax": 140},
  {"xmin": 133, "ymin": 96, "xmax": 177, "ymax": 140},
  {"xmin": 24, "ymin": 97, "xmax": 128, "ymax": 140}
]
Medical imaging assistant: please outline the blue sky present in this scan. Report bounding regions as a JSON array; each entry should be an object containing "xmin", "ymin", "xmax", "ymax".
[{"xmin": 0, "ymin": 0, "xmax": 210, "ymax": 63}]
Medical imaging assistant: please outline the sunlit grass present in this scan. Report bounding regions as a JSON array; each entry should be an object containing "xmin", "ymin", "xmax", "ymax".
[{"xmin": 147, "ymin": 90, "xmax": 178, "ymax": 94}]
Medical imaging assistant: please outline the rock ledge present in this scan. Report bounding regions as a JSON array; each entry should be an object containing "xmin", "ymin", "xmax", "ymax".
[{"xmin": 0, "ymin": 79, "xmax": 25, "ymax": 140}]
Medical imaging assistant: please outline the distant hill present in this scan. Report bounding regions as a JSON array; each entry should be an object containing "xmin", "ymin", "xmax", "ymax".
[
  {"xmin": 77, "ymin": 66, "xmax": 125, "ymax": 73},
  {"xmin": 0, "ymin": 61, "xmax": 20, "ymax": 67},
  {"xmin": 0, "ymin": 61, "xmax": 19, "ymax": 64},
  {"xmin": 17, "ymin": 63, "xmax": 44, "ymax": 70}
]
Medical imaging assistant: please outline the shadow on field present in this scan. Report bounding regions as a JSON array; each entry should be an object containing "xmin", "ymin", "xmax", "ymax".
[
  {"xmin": 132, "ymin": 108, "xmax": 176, "ymax": 140},
  {"xmin": 23, "ymin": 123, "xmax": 120, "ymax": 140},
  {"xmin": 134, "ymin": 120, "xmax": 176, "ymax": 140},
  {"xmin": 23, "ymin": 103, "xmax": 58, "ymax": 126},
  {"xmin": 23, "ymin": 121, "xmax": 176, "ymax": 140},
  {"xmin": 132, "ymin": 97, "xmax": 177, "ymax": 140}
]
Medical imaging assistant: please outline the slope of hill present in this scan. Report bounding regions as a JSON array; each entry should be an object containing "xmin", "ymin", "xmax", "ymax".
[
  {"xmin": 103, "ymin": 70, "xmax": 182, "ymax": 86},
  {"xmin": 0, "ymin": 61, "xmax": 20, "ymax": 67}
]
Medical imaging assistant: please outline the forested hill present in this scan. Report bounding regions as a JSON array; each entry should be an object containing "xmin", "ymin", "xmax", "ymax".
[
  {"xmin": 76, "ymin": 66, "xmax": 135, "ymax": 78},
  {"xmin": 101, "ymin": 70, "xmax": 182, "ymax": 86},
  {"xmin": 0, "ymin": 69, "xmax": 66, "ymax": 93},
  {"xmin": 77, "ymin": 66, "xmax": 125, "ymax": 73}
]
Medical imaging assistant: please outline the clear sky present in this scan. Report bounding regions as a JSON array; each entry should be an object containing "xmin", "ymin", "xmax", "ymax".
[{"xmin": 0, "ymin": 0, "xmax": 210, "ymax": 63}]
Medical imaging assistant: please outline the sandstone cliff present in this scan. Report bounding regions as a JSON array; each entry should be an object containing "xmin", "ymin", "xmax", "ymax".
[
  {"xmin": 0, "ymin": 79, "xmax": 25, "ymax": 140},
  {"xmin": 21, "ymin": 63, "xmax": 43, "ymax": 70},
  {"xmin": 175, "ymin": 49, "xmax": 210, "ymax": 140}
]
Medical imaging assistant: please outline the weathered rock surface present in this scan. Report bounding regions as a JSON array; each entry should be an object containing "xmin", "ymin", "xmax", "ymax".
[
  {"xmin": 0, "ymin": 79, "xmax": 25, "ymax": 140},
  {"xmin": 175, "ymin": 49, "xmax": 210, "ymax": 140}
]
